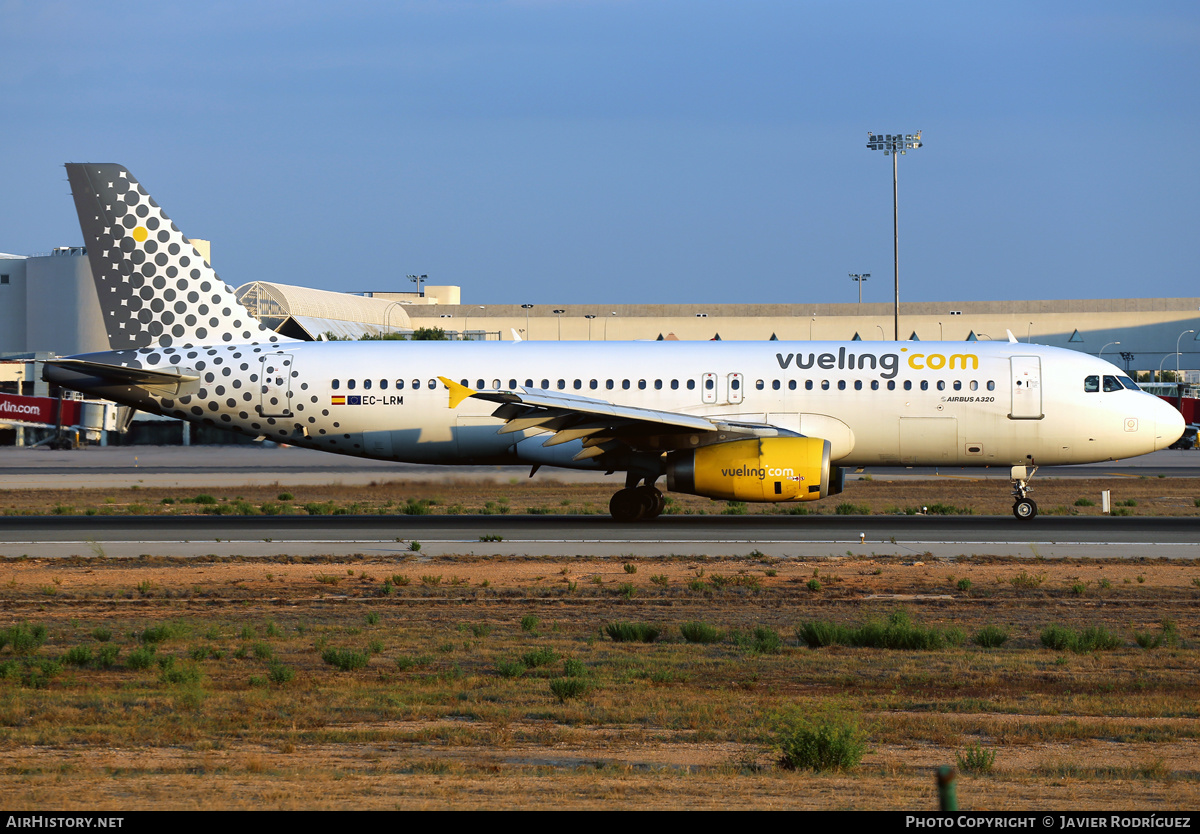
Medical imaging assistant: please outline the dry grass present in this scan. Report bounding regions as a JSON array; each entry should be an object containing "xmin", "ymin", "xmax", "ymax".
[
  {"xmin": 3, "ymin": 475, "xmax": 1200, "ymax": 518},
  {"xmin": 0, "ymin": 551, "xmax": 1198, "ymax": 809}
]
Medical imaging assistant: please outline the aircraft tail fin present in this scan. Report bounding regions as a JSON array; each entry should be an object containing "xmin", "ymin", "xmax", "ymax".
[{"xmin": 64, "ymin": 163, "xmax": 287, "ymax": 351}]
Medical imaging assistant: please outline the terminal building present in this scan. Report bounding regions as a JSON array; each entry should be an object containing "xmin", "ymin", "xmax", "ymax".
[{"xmin": 2, "ymin": 243, "xmax": 1198, "ymax": 445}]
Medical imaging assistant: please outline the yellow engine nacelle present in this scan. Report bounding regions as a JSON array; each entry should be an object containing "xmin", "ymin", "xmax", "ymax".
[{"xmin": 666, "ymin": 437, "xmax": 839, "ymax": 502}]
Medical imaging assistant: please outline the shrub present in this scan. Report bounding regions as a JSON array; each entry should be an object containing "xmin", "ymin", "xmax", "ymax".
[
  {"xmin": 91, "ymin": 627, "xmax": 113, "ymax": 643},
  {"xmin": 267, "ymin": 662, "xmax": 295, "ymax": 684},
  {"xmin": 549, "ymin": 677, "xmax": 590, "ymax": 702},
  {"xmin": 956, "ymin": 742, "xmax": 997, "ymax": 775},
  {"xmin": 322, "ymin": 648, "xmax": 371, "ymax": 671},
  {"xmin": 972, "ymin": 625, "xmax": 1009, "ymax": 648},
  {"xmin": 806, "ymin": 578, "xmax": 822, "ymax": 592},
  {"xmin": 0, "ymin": 623, "xmax": 48, "ymax": 656},
  {"xmin": 956, "ymin": 578, "xmax": 972, "ymax": 593},
  {"xmin": 796, "ymin": 621, "xmax": 852, "ymax": 648},
  {"xmin": 126, "ymin": 647, "xmax": 156, "ymax": 670},
  {"xmin": 562, "ymin": 658, "xmax": 586, "ymax": 677},
  {"xmin": 1041, "ymin": 623, "xmax": 1122, "ymax": 652},
  {"xmin": 62, "ymin": 645, "xmax": 93, "ymax": 667},
  {"xmin": 1009, "ymin": 570, "xmax": 1046, "ymax": 589},
  {"xmin": 604, "ymin": 622, "xmax": 660, "ymax": 643},
  {"xmin": 95, "ymin": 644, "xmax": 120, "ymax": 669},
  {"xmin": 1134, "ymin": 619, "xmax": 1179, "ymax": 650},
  {"xmin": 623, "ymin": 563, "xmax": 637, "ymax": 574},
  {"xmin": 520, "ymin": 615, "xmax": 540, "ymax": 633},
  {"xmin": 774, "ymin": 717, "xmax": 867, "ymax": 772},
  {"xmin": 496, "ymin": 660, "xmax": 525, "ymax": 678},
  {"xmin": 746, "ymin": 626, "xmax": 782, "ymax": 654},
  {"xmin": 680, "ymin": 621, "xmax": 724, "ymax": 644}
]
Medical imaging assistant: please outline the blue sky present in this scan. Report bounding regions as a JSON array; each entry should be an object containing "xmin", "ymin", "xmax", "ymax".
[{"xmin": 3, "ymin": 1, "xmax": 1197, "ymax": 305}]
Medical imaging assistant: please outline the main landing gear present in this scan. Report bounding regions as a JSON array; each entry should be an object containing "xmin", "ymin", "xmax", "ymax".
[
  {"xmin": 1010, "ymin": 464, "xmax": 1038, "ymax": 520},
  {"xmin": 609, "ymin": 480, "xmax": 666, "ymax": 522}
]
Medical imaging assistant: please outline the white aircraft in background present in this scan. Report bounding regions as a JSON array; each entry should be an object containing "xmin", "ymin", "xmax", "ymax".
[{"xmin": 44, "ymin": 163, "xmax": 1184, "ymax": 520}]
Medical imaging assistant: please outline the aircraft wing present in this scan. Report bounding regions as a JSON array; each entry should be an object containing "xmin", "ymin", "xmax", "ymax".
[{"xmin": 438, "ymin": 376, "xmax": 793, "ymax": 461}]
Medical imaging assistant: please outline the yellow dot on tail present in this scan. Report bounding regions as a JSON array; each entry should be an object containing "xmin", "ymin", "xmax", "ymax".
[{"xmin": 132, "ymin": 226, "xmax": 148, "ymax": 242}]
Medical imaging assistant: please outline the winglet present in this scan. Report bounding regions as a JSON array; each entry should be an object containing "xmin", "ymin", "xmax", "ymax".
[
  {"xmin": 439, "ymin": 376, "xmax": 476, "ymax": 409},
  {"xmin": 1006, "ymin": 329, "xmax": 1018, "ymax": 344}
]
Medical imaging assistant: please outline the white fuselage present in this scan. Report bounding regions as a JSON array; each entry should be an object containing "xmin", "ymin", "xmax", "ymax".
[{"xmin": 71, "ymin": 339, "xmax": 1183, "ymax": 471}]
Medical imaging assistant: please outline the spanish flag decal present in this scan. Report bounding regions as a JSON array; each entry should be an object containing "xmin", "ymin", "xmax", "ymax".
[{"xmin": 331, "ymin": 395, "xmax": 346, "ymax": 405}]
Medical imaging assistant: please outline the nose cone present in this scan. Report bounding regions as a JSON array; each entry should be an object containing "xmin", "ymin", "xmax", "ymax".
[{"xmin": 1152, "ymin": 397, "xmax": 1186, "ymax": 451}]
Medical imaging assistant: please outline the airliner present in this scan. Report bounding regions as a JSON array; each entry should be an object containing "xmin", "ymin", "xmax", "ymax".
[{"xmin": 43, "ymin": 163, "xmax": 1185, "ymax": 521}]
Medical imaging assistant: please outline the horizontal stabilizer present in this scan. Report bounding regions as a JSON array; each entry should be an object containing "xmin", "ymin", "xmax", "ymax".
[{"xmin": 44, "ymin": 359, "xmax": 199, "ymax": 388}]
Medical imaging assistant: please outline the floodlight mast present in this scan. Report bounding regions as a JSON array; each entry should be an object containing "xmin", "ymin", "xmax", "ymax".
[{"xmin": 867, "ymin": 131, "xmax": 922, "ymax": 340}]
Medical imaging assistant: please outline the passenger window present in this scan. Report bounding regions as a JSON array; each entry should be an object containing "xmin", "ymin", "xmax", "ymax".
[
  {"xmin": 638, "ymin": 379, "xmax": 646, "ymax": 390},
  {"xmin": 590, "ymin": 379, "xmax": 598, "ymax": 389},
  {"xmin": 704, "ymin": 378, "xmax": 714, "ymax": 390},
  {"xmin": 772, "ymin": 380, "xmax": 780, "ymax": 390},
  {"xmin": 396, "ymin": 379, "xmax": 405, "ymax": 389},
  {"xmin": 987, "ymin": 380, "xmax": 995, "ymax": 391},
  {"xmin": 953, "ymin": 381, "xmax": 961, "ymax": 391},
  {"xmin": 348, "ymin": 379, "xmax": 356, "ymax": 390},
  {"xmin": 573, "ymin": 379, "xmax": 582, "ymax": 390},
  {"xmin": 821, "ymin": 380, "xmax": 830, "ymax": 390},
  {"xmin": 476, "ymin": 379, "xmax": 485, "ymax": 389},
  {"xmin": 1084, "ymin": 375, "xmax": 1099, "ymax": 393},
  {"xmin": 854, "ymin": 380, "xmax": 862, "ymax": 390},
  {"xmin": 524, "ymin": 379, "xmax": 534, "ymax": 388},
  {"xmin": 607, "ymin": 379, "xmax": 615, "ymax": 390},
  {"xmin": 541, "ymin": 379, "xmax": 549, "ymax": 389},
  {"xmin": 1103, "ymin": 375, "xmax": 1122, "ymax": 393},
  {"xmin": 654, "ymin": 379, "xmax": 663, "ymax": 390},
  {"xmin": 805, "ymin": 380, "xmax": 813, "ymax": 390},
  {"xmin": 623, "ymin": 380, "xmax": 631, "ymax": 390},
  {"xmin": 687, "ymin": 379, "xmax": 696, "ymax": 390},
  {"xmin": 788, "ymin": 380, "xmax": 797, "ymax": 390},
  {"xmin": 380, "ymin": 379, "xmax": 388, "ymax": 390},
  {"xmin": 509, "ymin": 379, "xmax": 517, "ymax": 389},
  {"xmin": 363, "ymin": 379, "xmax": 372, "ymax": 390},
  {"xmin": 888, "ymin": 380, "xmax": 896, "ymax": 390},
  {"xmin": 969, "ymin": 380, "xmax": 978, "ymax": 391},
  {"xmin": 670, "ymin": 379, "xmax": 679, "ymax": 390},
  {"xmin": 428, "ymin": 379, "xmax": 436, "ymax": 390},
  {"xmin": 493, "ymin": 380, "xmax": 501, "ymax": 390},
  {"xmin": 332, "ymin": 379, "xmax": 340, "ymax": 390},
  {"xmin": 412, "ymin": 379, "xmax": 421, "ymax": 390},
  {"xmin": 731, "ymin": 378, "xmax": 741, "ymax": 390},
  {"xmin": 557, "ymin": 379, "xmax": 566, "ymax": 390},
  {"xmin": 838, "ymin": 380, "xmax": 846, "ymax": 390},
  {"xmin": 755, "ymin": 379, "xmax": 764, "ymax": 390},
  {"xmin": 936, "ymin": 381, "xmax": 944, "ymax": 391},
  {"xmin": 904, "ymin": 381, "xmax": 912, "ymax": 391}
]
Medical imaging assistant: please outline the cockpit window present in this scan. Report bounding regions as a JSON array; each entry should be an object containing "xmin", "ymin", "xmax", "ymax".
[
  {"xmin": 1119, "ymin": 376, "xmax": 1140, "ymax": 391},
  {"xmin": 1103, "ymin": 375, "xmax": 1122, "ymax": 393},
  {"xmin": 1084, "ymin": 375, "xmax": 1099, "ymax": 393}
]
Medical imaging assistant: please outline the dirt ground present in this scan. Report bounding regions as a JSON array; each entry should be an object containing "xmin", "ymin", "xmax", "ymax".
[{"xmin": 1, "ymin": 547, "xmax": 1199, "ymax": 810}]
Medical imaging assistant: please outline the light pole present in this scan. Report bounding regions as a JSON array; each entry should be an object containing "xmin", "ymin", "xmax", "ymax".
[
  {"xmin": 875, "ymin": 324, "xmax": 885, "ymax": 340},
  {"xmin": 1027, "ymin": 322, "xmax": 1034, "ymax": 344},
  {"xmin": 384, "ymin": 301, "xmax": 401, "ymax": 335},
  {"xmin": 521, "ymin": 304, "xmax": 533, "ymax": 340},
  {"xmin": 849, "ymin": 273, "xmax": 870, "ymax": 303},
  {"xmin": 1176, "ymin": 330, "xmax": 1195, "ymax": 386},
  {"xmin": 605, "ymin": 312, "xmax": 617, "ymax": 341},
  {"xmin": 584, "ymin": 314, "xmax": 596, "ymax": 341},
  {"xmin": 1158, "ymin": 353, "xmax": 1181, "ymax": 382},
  {"xmin": 463, "ymin": 305, "xmax": 484, "ymax": 341},
  {"xmin": 867, "ymin": 131, "xmax": 922, "ymax": 340},
  {"xmin": 553, "ymin": 309, "xmax": 566, "ymax": 340},
  {"xmin": 407, "ymin": 274, "xmax": 427, "ymax": 297},
  {"xmin": 1099, "ymin": 341, "xmax": 1121, "ymax": 360}
]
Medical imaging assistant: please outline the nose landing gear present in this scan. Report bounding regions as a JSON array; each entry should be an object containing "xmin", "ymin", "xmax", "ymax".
[{"xmin": 1010, "ymin": 464, "xmax": 1038, "ymax": 520}]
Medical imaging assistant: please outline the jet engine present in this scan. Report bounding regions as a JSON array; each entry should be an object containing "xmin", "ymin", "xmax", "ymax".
[{"xmin": 666, "ymin": 437, "xmax": 842, "ymax": 503}]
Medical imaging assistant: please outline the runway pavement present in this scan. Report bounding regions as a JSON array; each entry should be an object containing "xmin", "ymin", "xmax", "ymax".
[{"xmin": 3, "ymin": 513, "xmax": 1198, "ymax": 561}]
